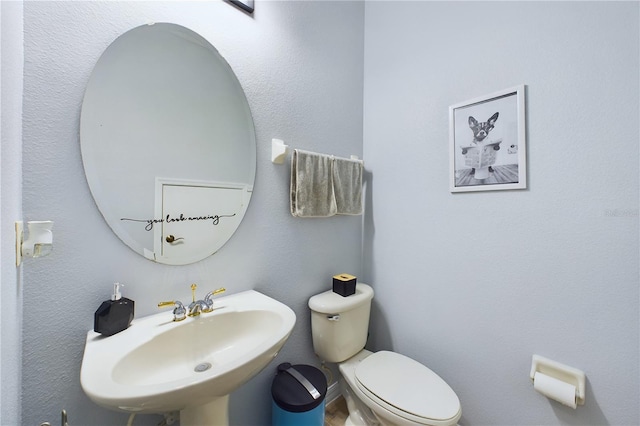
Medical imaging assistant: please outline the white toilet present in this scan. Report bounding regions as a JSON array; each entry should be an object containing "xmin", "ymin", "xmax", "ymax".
[{"xmin": 308, "ymin": 283, "xmax": 461, "ymax": 426}]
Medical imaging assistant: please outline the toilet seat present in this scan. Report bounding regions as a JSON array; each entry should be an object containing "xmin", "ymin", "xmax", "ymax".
[{"xmin": 355, "ymin": 351, "xmax": 461, "ymax": 426}]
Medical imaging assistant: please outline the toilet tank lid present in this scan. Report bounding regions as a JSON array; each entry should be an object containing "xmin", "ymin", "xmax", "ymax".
[{"xmin": 308, "ymin": 283, "xmax": 374, "ymax": 314}]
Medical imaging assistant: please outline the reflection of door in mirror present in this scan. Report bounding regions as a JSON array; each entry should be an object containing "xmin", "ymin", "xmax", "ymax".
[
  {"xmin": 80, "ymin": 23, "xmax": 256, "ymax": 265},
  {"xmin": 152, "ymin": 180, "xmax": 250, "ymax": 265}
]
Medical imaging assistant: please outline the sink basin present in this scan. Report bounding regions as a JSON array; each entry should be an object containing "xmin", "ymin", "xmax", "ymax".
[{"xmin": 81, "ymin": 290, "xmax": 295, "ymax": 424}]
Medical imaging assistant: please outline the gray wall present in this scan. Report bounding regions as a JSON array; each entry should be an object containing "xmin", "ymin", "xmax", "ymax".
[
  {"xmin": 362, "ymin": 2, "xmax": 639, "ymax": 425},
  {"xmin": 20, "ymin": 1, "xmax": 364, "ymax": 425},
  {"xmin": 1, "ymin": 1, "xmax": 24, "ymax": 424}
]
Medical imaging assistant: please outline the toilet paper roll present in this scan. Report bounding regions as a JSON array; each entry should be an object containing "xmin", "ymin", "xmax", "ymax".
[{"xmin": 533, "ymin": 372, "xmax": 577, "ymax": 409}]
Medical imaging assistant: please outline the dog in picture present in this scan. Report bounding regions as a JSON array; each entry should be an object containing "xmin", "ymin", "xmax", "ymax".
[{"xmin": 464, "ymin": 112, "xmax": 500, "ymax": 175}]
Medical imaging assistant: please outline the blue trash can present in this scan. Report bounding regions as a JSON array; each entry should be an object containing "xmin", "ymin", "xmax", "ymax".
[{"xmin": 271, "ymin": 363, "xmax": 327, "ymax": 426}]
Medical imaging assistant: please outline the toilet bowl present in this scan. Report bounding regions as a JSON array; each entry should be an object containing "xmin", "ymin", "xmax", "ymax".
[
  {"xmin": 308, "ymin": 284, "xmax": 461, "ymax": 426},
  {"xmin": 339, "ymin": 349, "xmax": 461, "ymax": 425}
]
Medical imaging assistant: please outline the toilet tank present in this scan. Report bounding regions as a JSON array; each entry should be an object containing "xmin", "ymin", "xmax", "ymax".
[{"xmin": 308, "ymin": 283, "xmax": 374, "ymax": 363}]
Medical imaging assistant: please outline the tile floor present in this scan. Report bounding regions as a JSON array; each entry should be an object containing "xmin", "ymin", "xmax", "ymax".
[{"xmin": 325, "ymin": 396, "xmax": 348, "ymax": 426}]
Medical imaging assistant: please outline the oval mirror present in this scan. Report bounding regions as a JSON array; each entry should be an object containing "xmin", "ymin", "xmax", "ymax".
[{"xmin": 80, "ymin": 23, "xmax": 256, "ymax": 265}]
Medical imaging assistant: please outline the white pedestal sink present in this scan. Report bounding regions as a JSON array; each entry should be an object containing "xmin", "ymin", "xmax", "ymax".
[{"xmin": 80, "ymin": 290, "xmax": 296, "ymax": 425}]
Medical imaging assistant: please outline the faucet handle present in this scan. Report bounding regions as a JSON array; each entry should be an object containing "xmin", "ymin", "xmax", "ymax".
[
  {"xmin": 158, "ymin": 300, "xmax": 186, "ymax": 322},
  {"xmin": 203, "ymin": 288, "xmax": 226, "ymax": 313}
]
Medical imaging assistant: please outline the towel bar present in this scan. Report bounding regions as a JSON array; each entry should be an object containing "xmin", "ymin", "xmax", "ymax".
[{"xmin": 271, "ymin": 138, "xmax": 360, "ymax": 164}]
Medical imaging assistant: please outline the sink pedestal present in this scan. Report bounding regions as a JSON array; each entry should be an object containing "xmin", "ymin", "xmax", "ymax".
[{"xmin": 180, "ymin": 396, "xmax": 229, "ymax": 426}]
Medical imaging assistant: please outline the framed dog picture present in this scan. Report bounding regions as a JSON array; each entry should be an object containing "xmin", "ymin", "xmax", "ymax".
[{"xmin": 449, "ymin": 85, "xmax": 527, "ymax": 192}]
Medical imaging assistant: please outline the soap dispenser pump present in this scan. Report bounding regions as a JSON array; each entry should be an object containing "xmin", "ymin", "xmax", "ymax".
[{"xmin": 94, "ymin": 283, "xmax": 135, "ymax": 336}]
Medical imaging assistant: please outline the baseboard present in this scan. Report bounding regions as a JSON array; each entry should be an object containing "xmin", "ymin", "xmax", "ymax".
[{"xmin": 325, "ymin": 381, "xmax": 341, "ymax": 405}]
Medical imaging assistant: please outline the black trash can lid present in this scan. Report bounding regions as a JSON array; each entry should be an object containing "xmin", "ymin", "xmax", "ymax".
[{"xmin": 272, "ymin": 363, "xmax": 328, "ymax": 413}]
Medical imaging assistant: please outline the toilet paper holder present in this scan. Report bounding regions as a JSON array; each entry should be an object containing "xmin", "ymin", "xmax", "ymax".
[{"xmin": 530, "ymin": 354, "xmax": 586, "ymax": 406}]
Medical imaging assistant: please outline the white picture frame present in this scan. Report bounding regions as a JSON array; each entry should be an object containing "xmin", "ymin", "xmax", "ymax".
[{"xmin": 449, "ymin": 85, "xmax": 527, "ymax": 192}]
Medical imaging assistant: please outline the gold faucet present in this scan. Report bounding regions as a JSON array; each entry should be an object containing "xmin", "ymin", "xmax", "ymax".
[{"xmin": 159, "ymin": 284, "xmax": 226, "ymax": 319}]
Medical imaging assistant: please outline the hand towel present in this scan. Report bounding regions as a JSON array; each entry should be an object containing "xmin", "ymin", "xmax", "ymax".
[
  {"xmin": 290, "ymin": 149, "xmax": 337, "ymax": 217},
  {"xmin": 332, "ymin": 156, "xmax": 363, "ymax": 215}
]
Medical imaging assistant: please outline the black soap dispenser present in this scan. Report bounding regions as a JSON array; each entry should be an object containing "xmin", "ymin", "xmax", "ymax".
[{"xmin": 94, "ymin": 283, "xmax": 134, "ymax": 336}]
